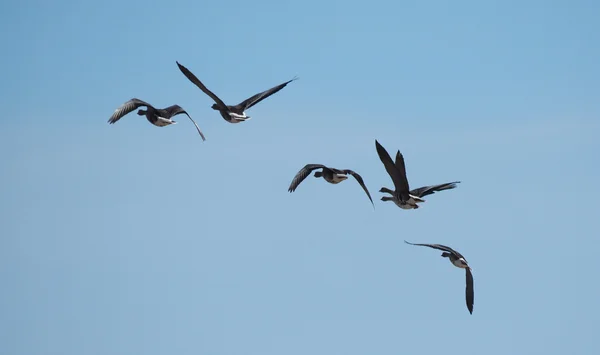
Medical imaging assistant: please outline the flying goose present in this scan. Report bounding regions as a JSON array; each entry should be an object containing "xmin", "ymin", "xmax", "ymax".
[
  {"xmin": 404, "ymin": 240, "xmax": 474, "ymax": 314},
  {"xmin": 288, "ymin": 164, "xmax": 374, "ymax": 207},
  {"xmin": 108, "ymin": 98, "xmax": 206, "ymax": 140},
  {"xmin": 176, "ymin": 61, "xmax": 297, "ymax": 123},
  {"xmin": 374, "ymin": 139, "xmax": 459, "ymax": 209}
]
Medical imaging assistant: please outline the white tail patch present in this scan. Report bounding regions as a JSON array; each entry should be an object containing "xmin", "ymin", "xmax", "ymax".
[
  {"xmin": 229, "ymin": 112, "xmax": 249, "ymax": 119},
  {"xmin": 409, "ymin": 194, "xmax": 426, "ymax": 203},
  {"xmin": 451, "ymin": 258, "xmax": 469, "ymax": 269},
  {"xmin": 333, "ymin": 174, "xmax": 349, "ymax": 183},
  {"xmin": 155, "ymin": 117, "xmax": 175, "ymax": 127}
]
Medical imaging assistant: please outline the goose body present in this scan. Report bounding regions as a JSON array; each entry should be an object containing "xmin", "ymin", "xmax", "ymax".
[
  {"xmin": 381, "ymin": 193, "xmax": 425, "ymax": 209},
  {"xmin": 319, "ymin": 169, "xmax": 349, "ymax": 184},
  {"xmin": 153, "ymin": 115, "xmax": 177, "ymax": 127}
]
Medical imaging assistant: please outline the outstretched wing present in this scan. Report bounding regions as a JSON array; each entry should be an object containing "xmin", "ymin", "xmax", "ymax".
[
  {"xmin": 393, "ymin": 150, "xmax": 410, "ymax": 191},
  {"xmin": 176, "ymin": 61, "xmax": 228, "ymax": 110},
  {"xmin": 410, "ymin": 181, "xmax": 460, "ymax": 198},
  {"xmin": 288, "ymin": 164, "xmax": 327, "ymax": 192},
  {"xmin": 403, "ymin": 240, "xmax": 464, "ymax": 258},
  {"xmin": 465, "ymin": 268, "xmax": 474, "ymax": 314},
  {"xmin": 236, "ymin": 77, "xmax": 298, "ymax": 110},
  {"xmin": 163, "ymin": 105, "xmax": 206, "ymax": 141},
  {"xmin": 108, "ymin": 98, "xmax": 150, "ymax": 124},
  {"xmin": 342, "ymin": 169, "xmax": 374, "ymax": 207},
  {"xmin": 375, "ymin": 140, "xmax": 409, "ymax": 196}
]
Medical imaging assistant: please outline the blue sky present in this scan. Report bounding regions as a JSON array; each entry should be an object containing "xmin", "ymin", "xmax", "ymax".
[{"xmin": 1, "ymin": 0, "xmax": 599, "ymax": 354}]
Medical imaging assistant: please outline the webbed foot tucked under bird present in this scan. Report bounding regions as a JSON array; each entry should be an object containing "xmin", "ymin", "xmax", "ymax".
[
  {"xmin": 176, "ymin": 61, "xmax": 297, "ymax": 124},
  {"xmin": 374, "ymin": 139, "xmax": 459, "ymax": 209},
  {"xmin": 288, "ymin": 164, "xmax": 374, "ymax": 207},
  {"xmin": 108, "ymin": 98, "xmax": 206, "ymax": 141},
  {"xmin": 404, "ymin": 240, "xmax": 474, "ymax": 314}
]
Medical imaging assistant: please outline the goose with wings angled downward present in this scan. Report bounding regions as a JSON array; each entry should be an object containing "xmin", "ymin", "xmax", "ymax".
[
  {"xmin": 288, "ymin": 164, "xmax": 374, "ymax": 207},
  {"xmin": 404, "ymin": 240, "xmax": 474, "ymax": 314},
  {"xmin": 176, "ymin": 61, "xmax": 297, "ymax": 124},
  {"xmin": 108, "ymin": 98, "xmax": 206, "ymax": 140}
]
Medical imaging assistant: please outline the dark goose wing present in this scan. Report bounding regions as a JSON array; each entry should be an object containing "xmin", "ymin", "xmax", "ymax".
[
  {"xmin": 162, "ymin": 105, "xmax": 206, "ymax": 141},
  {"xmin": 341, "ymin": 169, "xmax": 374, "ymax": 207},
  {"xmin": 235, "ymin": 77, "xmax": 298, "ymax": 111},
  {"xmin": 108, "ymin": 98, "xmax": 151, "ymax": 124},
  {"xmin": 465, "ymin": 268, "xmax": 474, "ymax": 314},
  {"xmin": 403, "ymin": 240, "xmax": 465, "ymax": 259},
  {"xmin": 393, "ymin": 150, "xmax": 410, "ymax": 191},
  {"xmin": 375, "ymin": 140, "xmax": 409, "ymax": 197},
  {"xmin": 288, "ymin": 164, "xmax": 327, "ymax": 192},
  {"xmin": 409, "ymin": 181, "xmax": 461, "ymax": 198},
  {"xmin": 176, "ymin": 61, "xmax": 228, "ymax": 110}
]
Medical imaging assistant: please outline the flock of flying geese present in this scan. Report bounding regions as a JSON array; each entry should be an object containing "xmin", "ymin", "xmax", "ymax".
[{"xmin": 108, "ymin": 61, "xmax": 475, "ymax": 315}]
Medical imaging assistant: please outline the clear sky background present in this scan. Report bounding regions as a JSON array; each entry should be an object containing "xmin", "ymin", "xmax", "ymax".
[{"xmin": 1, "ymin": 0, "xmax": 599, "ymax": 354}]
